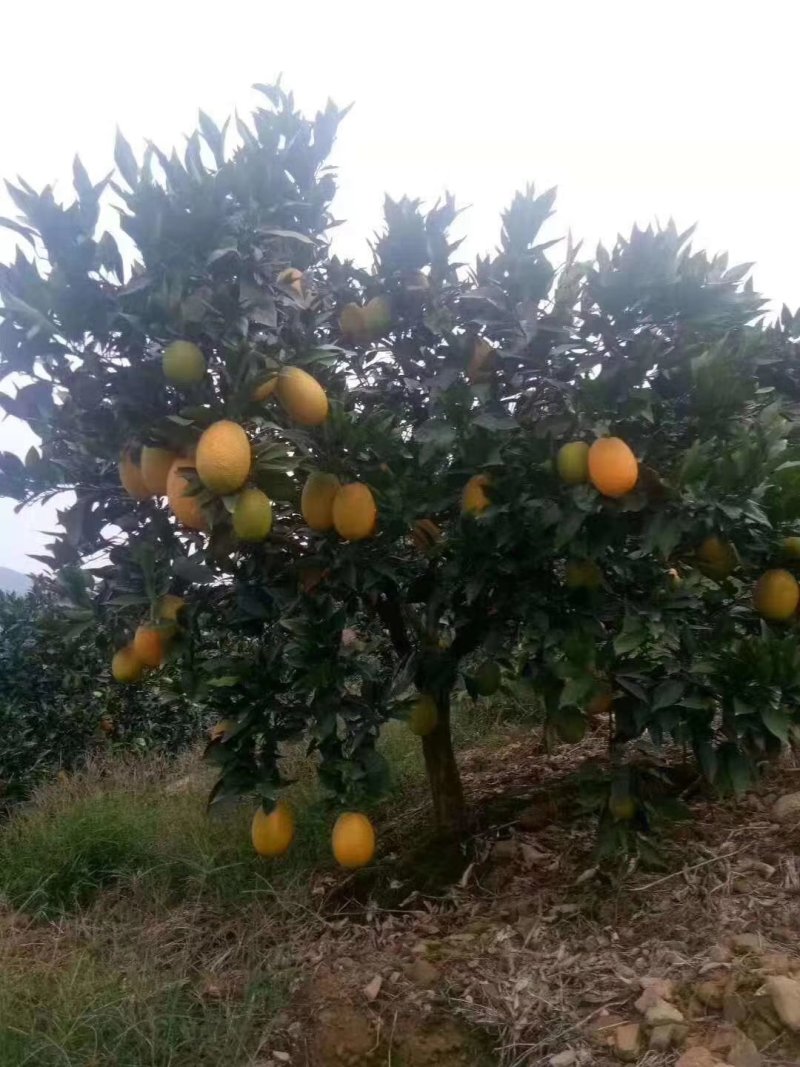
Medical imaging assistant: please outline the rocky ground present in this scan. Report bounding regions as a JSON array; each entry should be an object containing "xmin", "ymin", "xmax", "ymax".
[{"xmin": 258, "ymin": 733, "xmax": 800, "ymax": 1066}]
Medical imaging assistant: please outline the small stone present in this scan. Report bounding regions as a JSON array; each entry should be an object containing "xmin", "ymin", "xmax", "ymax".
[
  {"xmin": 771, "ymin": 792, "xmax": 800, "ymax": 824},
  {"xmin": 728, "ymin": 1034, "xmax": 762, "ymax": 1067},
  {"xmin": 761, "ymin": 951, "xmax": 791, "ymax": 975},
  {"xmin": 635, "ymin": 985, "xmax": 667, "ymax": 1012},
  {"xmin": 649, "ymin": 1024, "xmax": 676, "ymax": 1051},
  {"xmin": 722, "ymin": 992, "xmax": 747, "ymax": 1024},
  {"xmin": 491, "ymin": 839, "xmax": 519, "ymax": 862},
  {"xmin": 696, "ymin": 979, "xmax": 725, "ymax": 1009},
  {"xmin": 710, "ymin": 944, "xmax": 734, "ymax": 964},
  {"xmin": 613, "ymin": 1022, "xmax": 640, "ymax": 1061},
  {"xmin": 731, "ymin": 933, "xmax": 764, "ymax": 954},
  {"xmin": 362, "ymin": 974, "xmax": 382, "ymax": 1002},
  {"xmin": 676, "ymin": 1049, "xmax": 719, "ymax": 1067},
  {"xmin": 766, "ymin": 975, "xmax": 800, "ymax": 1031},
  {"xmin": 405, "ymin": 957, "xmax": 440, "ymax": 989},
  {"xmin": 273, "ymin": 1055, "xmax": 291, "ymax": 1064},
  {"xmin": 548, "ymin": 1052, "xmax": 577, "ymax": 1067},
  {"xmin": 645, "ymin": 997, "xmax": 685, "ymax": 1026},
  {"xmin": 640, "ymin": 975, "xmax": 675, "ymax": 999}
]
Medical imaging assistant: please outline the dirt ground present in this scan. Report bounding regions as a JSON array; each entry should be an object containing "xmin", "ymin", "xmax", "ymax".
[{"xmin": 261, "ymin": 732, "xmax": 800, "ymax": 1067}]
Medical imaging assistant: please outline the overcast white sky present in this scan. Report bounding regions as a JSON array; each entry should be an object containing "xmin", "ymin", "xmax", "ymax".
[{"xmin": 0, "ymin": 0, "xmax": 798, "ymax": 572}]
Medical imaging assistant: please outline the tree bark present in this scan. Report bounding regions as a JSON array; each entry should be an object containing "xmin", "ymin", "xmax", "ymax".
[{"xmin": 422, "ymin": 690, "xmax": 466, "ymax": 836}]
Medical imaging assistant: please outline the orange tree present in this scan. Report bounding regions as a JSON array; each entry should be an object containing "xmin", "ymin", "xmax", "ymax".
[{"xmin": 2, "ymin": 81, "xmax": 800, "ymax": 853}]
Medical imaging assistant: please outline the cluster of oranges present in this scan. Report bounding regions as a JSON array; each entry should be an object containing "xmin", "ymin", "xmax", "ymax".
[
  {"xmin": 110, "ymin": 594, "xmax": 185, "ymax": 683},
  {"xmin": 249, "ymin": 800, "xmax": 376, "ymax": 870}
]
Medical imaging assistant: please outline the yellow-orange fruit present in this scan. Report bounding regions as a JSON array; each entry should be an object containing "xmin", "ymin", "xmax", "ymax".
[
  {"xmin": 251, "ymin": 803, "xmax": 295, "ymax": 857},
  {"xmin": 461, "ymin": 474, "xmax": 491, "ymax": 516},
  {"xmin": 332, "ymin": 483, "xmax": 377, "ymax": 541},
  {"xmin": 588, "ymin": 437, "xmax": 638, "ymax": 498},
  {"xmin": 782, "ymin": 536, "xmax": 800, "ymax": 559},
  {"xmin": 565, "ymin": 559, "xmax": 603, "ymax": 591},
  {"xmin": 409, "ymin": 694, "xmax": 438, "ymax": 736},
  {"xmin": 162, "ymin": 340, "xmax": 206, "ymax": 385},
  {"xmin": 339, "ymin": 302, "xmax": 368, "ymax": 342},
  {"xmin": 753, "ymin": 569, "xmax": 800, "ymax": 622},
  {"xmin": 158, "ymin": 594, "xmax": 185, "ymax": 622},
  {"xmin": 363, "ymin": 295, "xmax": 391, "ymax": 338},
  {"xmin": 196, "ymin": 420, "xmax": 251, "ymax": 495},
  {"xmin": 276, "ymin": 366, "xmax": 329, "ymax": 426},
  {"xmin": 277, "ymin": 267, "xmax": 304, "ymax": 296},
  {"xmin": 111, "ymin": 645, "xmax": 144, "ymax": 683},
  {"xmin": 166, "ymin": 459, "xmax": 208, "ymax": 531},
  {"xmin": 140, "ymin": 446, "xmax": 177, "ymax": 496},
  {"xmin": 696, "ymin": 535, "xmax": 736, "ymax": 580},
  {"xmin": 301, "ymin": 472, "xmax": 341, "ymax": 532},
  {"xmin": 252, "ymin": 375, "xmax": 278, "ymax": 402},
  {"xmin": 331, "ymin": 812, "xmax": 375, "ymax": 869},
  {"xmin": 233, "ymin": 488, "xmax": 273, "ymax": 541},
  {"xmin": 466, "ymin": 338, "xmax": 495, "ymax": 384},
  {"xmin": 119, "ymin": 451, "xmax": 150, "ymax": 501},
  {"xmin": 209, "ymin": 719, "xmax": 235, "ymax": 741},
  {"xmin": 556, "ymin": 441, "xmax": 590, "ymax": 486},
  {"xmin": 133, "ymin": 625, "xmax": 166, "ymax": 668},
  {"xmin": 608, "ymin": 794, "xmax": 637, "ymax": 821}
]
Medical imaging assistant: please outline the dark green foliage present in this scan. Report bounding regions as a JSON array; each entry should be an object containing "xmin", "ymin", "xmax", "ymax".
[{"xmin": 0, "ymin": 576, "xmax": 202, "ymax": 801}]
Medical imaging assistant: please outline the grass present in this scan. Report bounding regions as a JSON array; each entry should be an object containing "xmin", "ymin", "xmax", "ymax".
[{"xmin": 0, "ymin": 699, "xmax": 527, "ymax": 1066}]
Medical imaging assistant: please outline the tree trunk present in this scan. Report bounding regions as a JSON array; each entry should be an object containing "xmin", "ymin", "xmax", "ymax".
[{"xmin": 422, "ymin": 690, "xmax": 466, "ymax": 836}]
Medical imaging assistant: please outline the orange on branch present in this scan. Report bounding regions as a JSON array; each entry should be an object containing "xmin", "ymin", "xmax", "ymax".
[
  {"xmin": 556, "ymin": 441, "xmax": 590, "ymax": 486},
  {"xmin": 277, "ymin": 267, "xmax": 304, "ymax": 296},
  {"xmin": 461, "ymin": 474, "xmax": 491, "ymax": 516},
  {"xmin": 166, "ymin": 459, "xmax": 208, "ymax": 531},
  {"xmin": 332, "ymin": 483, "xmax": 377, "ymax": 540},
  {"xmin": 276, "ymin": 366, "xmax": 329, "ymax": 426},
  {"xmin": 301, "ymin": 472, "xmax": 341, "ymax": 532},
  {"xmin": 332, "ymin": 812, "xmax": 375, "ymax": 869},
  {"xmin": 162, "ymin": 340, "xmax": 206, "ymax": 385},
  {"xmin": 753, "ymin": 569, "xmax": 799, "ymax": 622},
  {"xmin": 233, "ymin": 488, "xmax": 273, "ymax": 541},
  {"xmin": 696, "ymin": 535, "xmax": 736, "ymax": 580},
  {"xmin": 339, "ymin": 302, "xmax": 368, "ymax": 342},
  {"xmin": 252, "ymin": 375, "xmax": 278, "ymax": 403},
  {"xmin": 140, "ymin": 446, "xmax": 178, "ymax": 496},
  {"xmin": 111, "ymin": 645, "xmax": 144, "ymax": 683},
  {"xmin": 588, "ymin": 437, "xmax": 638, "ymax": 498},
  {"xmin": 251, "ymin": 803, "xmax": 295, "ymax": 857},
  {"xmin": 133, "ymin": 625, "xmax": 166, "ymax": 668},
  {"xmin": 363, "ymin": 295, "xmax": 391, "ymax": 338},
  {"xmin": 196, "ymin": 420, "xmax": 251, "ymax": 495},
  {"xmin": 119, "ymin": 451, "xmax": 150, "ymax": 501},
  {"xmin": 466, "ymin": 338, "xmax": 495, "ymax": 384}
]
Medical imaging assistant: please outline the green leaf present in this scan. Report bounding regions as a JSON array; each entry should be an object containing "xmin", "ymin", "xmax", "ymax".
[
  {"xmin": 652, "ymin": 679, "xmax": 684, "ymax": 711},
  {"xmin": 761, "ymin": 706, "xmax": 790, "ymax": 744}
]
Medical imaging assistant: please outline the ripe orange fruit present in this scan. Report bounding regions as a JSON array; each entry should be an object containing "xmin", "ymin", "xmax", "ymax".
[
  {"xmin": 782, "ymin": 536, "xmax": 800, "ymax": 559},
  {"xmin": 166, "ymin": 459, "xmax": 208, "ymax": 531},
  {"xmin": 696, "ymin": 535, "xmax": 736, "ymax": 580},
  {"xmin": 140, "ymin": 446, "xmax": 177, "ymax": 496},
  {"xmin": 233, "ymin": 487, "xmax": 273, "ymax": 541},
  {"xmin": 276, "ymin": 366, "xmax": 329, "ymax": 427},
  {"xmin": 196, "ymin": 420, "xmax": 251, "ymax": 495},
  {"xmin": 251, "ymin": 803, "xmax": 295, "ymax": 857},
  {"xmin": 277, "ymin": 267, "xmax": 304, "ymax": 296},
  {"xmin": 363, "ymin": 295, "xmax": 391, "ymax": 338},
  {"xmin": 111, "ymin": 645, "xmax": 144, "ymax": 683},
  {"xmin": 466, "ymin": 338, "xmax": 495, "ymax": 384},
  {"xmin": 332, "ymin": 483, "xmax": 377, "ymax": 541},
  {"xmin": 461, "ymin": 474, "xmax": 491, "ymax": 515},
  {"xmin": 339, "ymin": 302, "xmax": 368, "ymax": 342},
  {"xmin": 301, "ymin": 472, "xmax": 341, "ymax": 531},
  {"xmin": 753, "ymin": 569, "xmax": 799, "ymax": 621},
  {"xmin": 252, "ymin": 375, "xmax": 278, "ymax": 402},
  {"xmin": 588, "ymin": 437, "xmax": 638, "ymax": 498},
  {"xmin": 409, "ymin": 694, "xmax": 438, "ymax": 736},
  {"xmin": 556, "ymin": 441, "xmax": 590, "ymax": 486},
  {"xmin": 162, "ymin": 340, "xmax": 206, "ymax": 385},
  {"xmin": 332, "ymin": 812, "xmax": 376, "ymax": 869},
  {"xmin": 133, "ymin": 624, "xmax": 166, "ymax": 668},
  {"xmin": 565, "ymin": 559, "xmax": 602, "ymax": 591},
  {"xmin": 119, "ymin": 451, "xmax": 150, "ymax": 501}
]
